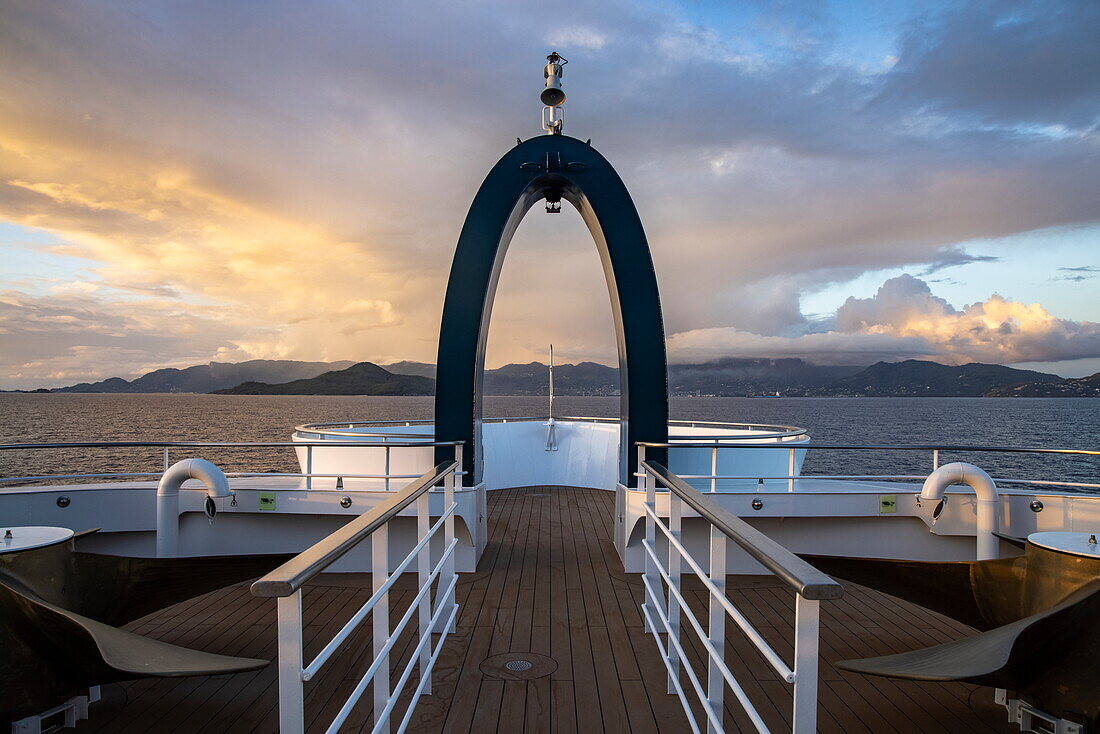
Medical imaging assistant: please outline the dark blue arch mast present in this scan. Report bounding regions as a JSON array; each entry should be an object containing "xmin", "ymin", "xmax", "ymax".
[{"xmin": 434, "ymin": 133, "xmax": 668, "ymax": 485}]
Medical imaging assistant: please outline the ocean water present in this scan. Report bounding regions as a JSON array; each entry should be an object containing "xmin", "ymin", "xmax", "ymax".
[{"xmin": 0, "ymin": 394, "xmax": 1096, "ymax": 489}]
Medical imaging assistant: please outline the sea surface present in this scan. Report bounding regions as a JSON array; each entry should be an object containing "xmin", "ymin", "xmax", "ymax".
[{"xmin": 0, "ymin": 394, "xmax": 1096, "ymax": 490}]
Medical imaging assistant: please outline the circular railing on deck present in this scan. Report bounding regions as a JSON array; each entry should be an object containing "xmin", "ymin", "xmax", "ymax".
[{"xmin": 292, "ymin": 417, "xmax": 809, "ymax": 442}]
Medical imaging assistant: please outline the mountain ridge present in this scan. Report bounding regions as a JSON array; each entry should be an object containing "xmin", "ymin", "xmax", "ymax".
[
  {"xmin": 50, "ymin": 360, "xmax": 355, "ymax": 394},
  {"xmin": 21, "ymin": 357, "xmax": 1078, "ymax": 397},
  {"xmin": 213, "ymin": 362, "xmax": 434, "ymax": 395}
]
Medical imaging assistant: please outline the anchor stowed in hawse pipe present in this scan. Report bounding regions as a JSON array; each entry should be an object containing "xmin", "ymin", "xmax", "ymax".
[{"xmin": 801, "ymin": 463, "xmax": 1100, "ymax": 729}]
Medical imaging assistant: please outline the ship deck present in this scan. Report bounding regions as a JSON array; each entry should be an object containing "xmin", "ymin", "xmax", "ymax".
[{"xmin": 76, "ymin": 486, "xmax": 1016, "ymax": 733}]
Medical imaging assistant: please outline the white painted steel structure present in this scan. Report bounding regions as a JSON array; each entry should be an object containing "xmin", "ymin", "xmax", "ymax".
[
  {"xmin": 637, "ymin": 452, "xmax": 842, "ymax": 734},
  {"xmin": 0, "ymin": 423, "xmax": 1097, "ymax": 731},
  {"xmin": 250, "ymin": 452, "xmax": 462, "ymax": 734},
  {"xmin": 292, "ymin": 417, "xmax": 810, "ymax": 491},
  {"xmin": 155, "ymin": 458, "xmax": 231, "ymax": 557},
  {"xmin": 919, "ymin": 462, "xmax": 1000, "ymax": 560}
]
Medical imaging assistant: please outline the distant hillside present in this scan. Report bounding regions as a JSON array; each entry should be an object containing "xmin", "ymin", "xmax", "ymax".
[
  {"xmin": 828, "ymin": 360, "xmax": 1060, "ymax": 397},
  {"xmin": 214, "ymin": 362, "xmax": 434, "ymax": 395},
  {"xmin": 484, "ymin": 361, "xmax": 619, "ymax": 395},
  {"xmin": 985, "ymin": 373, "xmax": 1100, "ymax": 397},
  {"xmin": 22, "ymin": 356, "xmax": 1078, "ymax": 398},
  {"xmin": 383, "ymin": 361, "xmax": 437, "ymax": 379},
  {"xmin": 669, "ymin": 358, "xmax": 861, "ymax": 396},
  {"xmin": 53, "ymin": 360, "xmax": 355, "ymax": 393}
]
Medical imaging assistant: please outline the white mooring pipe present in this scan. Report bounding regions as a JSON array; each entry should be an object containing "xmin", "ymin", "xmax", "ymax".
[
  {"xmin": 156, "ymin": 458, "xmax": 231, "ymax": 558},
  {"xmin": 919, "ymin": 462, "xmax": 1000, "ymax": 561}
]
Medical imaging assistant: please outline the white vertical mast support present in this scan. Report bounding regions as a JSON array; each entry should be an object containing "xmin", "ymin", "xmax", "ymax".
[
  {"xmin": 549, "ymin": 344, "xmax": 554, "ymax": 420},
  {"xmin": 545, "ymin": 345, "xmax": 558, "ymax": 451}
]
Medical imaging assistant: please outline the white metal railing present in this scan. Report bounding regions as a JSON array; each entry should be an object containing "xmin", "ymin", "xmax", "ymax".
[
  {"xmin": 0, "ymin": 439, "xmax": 462, "ymax": 490},
  {"xmin": 294, "ymin": 417, "xmax": 808, "ymax": 442},
  {"xmin": 250, "ymin": 449, "xmax": 462, "ymax": 733},
  {"xmin": 636, "ymin": 450, "xmax": 843, "ymax": 734},
  {"xmin": 643, "ymin": 440, "xmax": 1100, "ymax": 494}
]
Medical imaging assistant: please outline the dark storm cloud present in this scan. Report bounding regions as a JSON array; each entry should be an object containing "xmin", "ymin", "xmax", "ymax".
[{"xmin": 881, "ymin": 0, "xmax": 1100, "ymax": 128}]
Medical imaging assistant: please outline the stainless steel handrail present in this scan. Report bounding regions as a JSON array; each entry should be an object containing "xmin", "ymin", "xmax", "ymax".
[
  {"xmin": 251, "ymin": 461, "xmax": 456, "ymax": 598},
  {"xmin": 0, "ymin": 440, "xmax": 459, "ymax": 450},
  {"xmin": 294, "ymin": 416, "xmax": 809, "ymax": 440},
  {"xmin": 639, "ymin": 441, "xmax": 1100, "ymax": 456},
  {"xmin": 642, "ymin": 460, "xmax": 843, "ymax": 601}
]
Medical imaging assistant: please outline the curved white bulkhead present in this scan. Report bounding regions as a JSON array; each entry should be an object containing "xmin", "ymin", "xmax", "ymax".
[{"xmin": 293, "ymin": 419, "xmax": 809, "ymax": 491}]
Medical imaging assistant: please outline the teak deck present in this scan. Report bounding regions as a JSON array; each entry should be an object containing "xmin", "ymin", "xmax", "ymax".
[{"xmin": 76, "ymin": 487, "xmax": 1017, "ymax": 733}]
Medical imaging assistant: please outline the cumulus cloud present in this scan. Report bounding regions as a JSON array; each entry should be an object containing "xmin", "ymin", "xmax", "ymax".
[
  {"xmin": 668, "ymin": 275, "xmax": 1100, "ymax": 366},
  {"xmin": 0, "ymin": 0, "xmax": 1098, "ymax": 387}
]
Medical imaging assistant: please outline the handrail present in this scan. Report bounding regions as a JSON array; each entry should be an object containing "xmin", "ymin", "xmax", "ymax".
[
  {"xmin": 642, "ymin": 461, "xmax": 842, "ymax": 601},
  {"xmin": 294, "ymin": 416, "xmax": 809, "ymax": 441},
  {"xmin": 251, "ymin": 461, "xmax": 456, "ymax": 597},
  {"xmin": 0, "ymin": 440, "xmax": 459, "ymax": 450},
  {"xmin": 639, "ymin": 441, "xmax": 1100, "ymax": 455},
  {"xmin": 252, "ymin": 449, "xmax": 463, "ymax": 733},
  {"xmin": 638, "ymin": 457, "xmax": 837, "ymax": 732},
  {"xmin": 296, "ymin": 416, "xmax": 805, "ymax": 429}
]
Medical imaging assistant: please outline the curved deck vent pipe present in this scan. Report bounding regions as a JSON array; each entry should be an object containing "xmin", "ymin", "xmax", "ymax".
[
  {"xmin": 919, "ymin": 462, "xmax": 999, "ymax": 561},
  {"xmin": 156, "ymin": 458, "xmax": 231, "ymax": 558}
]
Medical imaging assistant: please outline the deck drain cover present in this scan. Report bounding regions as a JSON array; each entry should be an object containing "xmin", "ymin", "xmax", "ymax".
[{"xmin": 480, "ymin": 652, "xmax": 557, "ymax": 680}]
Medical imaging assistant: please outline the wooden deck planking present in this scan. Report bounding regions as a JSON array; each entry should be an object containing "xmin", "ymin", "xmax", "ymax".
[{"xmin": 75, "ymin": 486, "xmax": 1019, "ymax": 733}]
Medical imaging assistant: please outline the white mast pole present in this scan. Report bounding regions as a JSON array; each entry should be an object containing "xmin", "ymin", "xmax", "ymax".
[
  {"xmin": 548, "ymin": 344, "xmax": 554, "ymax": 420},
  {"xmin": 545, "ymin": 344, "xmax": 558, "ymax": 451}
]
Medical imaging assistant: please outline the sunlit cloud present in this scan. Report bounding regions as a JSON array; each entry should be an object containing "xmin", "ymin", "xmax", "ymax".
[
  {"xmin": 0, "ymin": 0, "xmax": 1097, "ymax": 388},
  {"xmin": 669, "ymin": 275, "xmax": 1100, "ymax": 366}
]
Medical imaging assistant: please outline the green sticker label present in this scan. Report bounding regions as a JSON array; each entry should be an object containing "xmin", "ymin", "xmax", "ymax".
[
  {"xmin": 259, "ymin": 492, "xmax": 276, "ymax": 511},
  {"xmin": 879, "ymin": 494, "xmax": 897, "ymax": 514}
]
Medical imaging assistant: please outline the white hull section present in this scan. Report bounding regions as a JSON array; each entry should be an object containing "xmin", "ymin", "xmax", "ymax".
[
  {"xmin": 292, "ymin": 419, "xmax": 808, "ymax": 491},
  {"xmin": 615, "ymin": 480, "xmax": 1100, "ymax": 573},
  {"xmin": 0, "ymin": 480, "xmax": 487, "ymax": 573}
]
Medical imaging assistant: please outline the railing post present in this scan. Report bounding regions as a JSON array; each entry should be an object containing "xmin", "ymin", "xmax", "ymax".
[
  {"xmin": 788, "ymin": 447, "xmax": 795, "ymax": 493},
  {"xmin": 933, "ymin": 449, "xmax": 940, "ymax": 471},
  {"xmin": 710, "ymin": 445, "xmax": 717, "ymax": 493},
  {"xmin": 385, "ymin": 444, "xmax": 391, "ymax": 491},
  {"xmin": 441, "ymin": 447, "xmax": 459, "ymax": 633},
  {"xmin": 667, "ymin": 492, "xmax": 682, "ymax": 693},
  {"xmin": 305, "ymin": 445, "xmax": 313, "ymax": 490},
  {"xmin": 417, "ymin": 489, "xmax": 431, "ymax": 695},
  {"xmin": 792, "ymin": 595, "xmax": 821, "ymax": 734},
  {"xmin": 276, "ymin": 592, "xmax": 305, "ymax": 733},
  {"xmin": 640, "ymin": 445, "xmax": 658, "ymax": 635},
  {"xmin": 372, "ymin": 525, "xmax": 390, "ymax": 732},
  {"xmin": 163, "ymin": 447, "xmax": 169, "ymax": 472},
  {"xmin": 708, "ymin": 527, "xmax": 726, "ymax": 734}
]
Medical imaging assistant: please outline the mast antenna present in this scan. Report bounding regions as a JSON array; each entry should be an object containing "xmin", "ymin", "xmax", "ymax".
[
  {"xmin": 545, "ymin": 344, "xmax": 558, "ymax": 451},
  {"xmin": 541, "ymin": 52, "xmax": 567, "ymax": 135},
  {"xmin": 548, "ymin": 344, "xmax": 555, "ymax": 420}
]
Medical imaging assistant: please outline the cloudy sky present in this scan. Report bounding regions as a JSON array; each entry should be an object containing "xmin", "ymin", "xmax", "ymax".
[{"xmin": 1, "ymin": 0, "xmax": 1098, "ymax": 389}]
